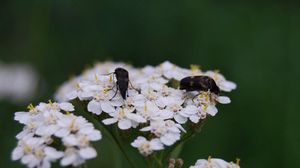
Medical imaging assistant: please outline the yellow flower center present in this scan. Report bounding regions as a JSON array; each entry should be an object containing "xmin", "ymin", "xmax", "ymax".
[
  {"xmin": 119, "ymin": 108, "xmax": 126, "ymax": 119},
  {"xmin": 23, "ymin": 143, "xmax": 32, "ymax": 154},
  {"xmin": 190, "ymin": 64, "xmax": 201, "ymax": 72},
  {"xmin": 76, "ymin": 83, "xmax": 81, "ymax": 89},
  {"xmin": 214, "ymin": 70, "xmax": 220, "ymax": 80},
  {"xmin": 35, "ymin": 149, "xmax": 44, "ymax": 159},
  {"xmin": 94, "ymin": 74, "xmax": 99, "ymax": 81},
  {"xmin": 109, "ymin": 74, "xmax": 113, "ymax": 83},
  {"xmin": 69, "ymin": 119, "xmax": 76, "ymax": 131},
  {"xmin": 140, "ymin": 143, "xmax": 150, "ymax": 150},
  {"xmin": 144, "ymin": 103, "xmax": 148, "ymax": 112},
  {"xmin": 27, "ymin": 103, "xmax": 35, "ymax": 111},
  {"xmin": 48, "ymin": 99, "xmax": 53, "ymax": 105}
]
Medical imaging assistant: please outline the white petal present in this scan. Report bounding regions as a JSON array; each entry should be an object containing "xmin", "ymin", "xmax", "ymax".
[
  {"xmin": 41, "ymin": 160, "xmax": 51, "ymax": 168},
  {"xmin": 217, "ymin": 96, "xmax": 231, "ymax": 104},
  {"xmin": 102, "ymin": 118, "xmax": 118, "ymax": 125},
  {"xmin": 88, "ymin": 130, "xmax": 102, "ymax": 141},
  {"xmin": 118, "ymin": 119, "xmax": 132, "ymax": 130},
  {"xmin": 59, "ymin": 102, "xmax": 75, "ymax": 111},
  {"xmin": 21, "ymin": 154, "xmax": 34, "ymax": 164},
  {"xmin": 80, "ymin": 91, "xmax": 94, "ymax": 99},
  {"xmin": 211, "ymin": 158, "xmax": 231, "ymax": 167},
  {"xmin": 101, "ymin": 101, "xmax": 116, "ymax": 113},
  {"xmin": 63, "ymin": 135, "xmax": 79, "ymax": 146},
  {"xmin": 175, "ymin": 124, "xmax": 186, "ymax": 133},
  {"xmin": 44, "ymin": 147, "xmax": 64, "ymax": 159},
  {"xmin": 66, "ymin": 90, "xmax": 78, "ymax": 100},
  {"xmin": 131, "ymin": 136, "xmax": 146, "ymax": 147},
  {"xmin": 61, "ymin": 153, "xmax": 77, "ymax": 166},
  {"xmin": 174, "ymin": 114, "xmax": 187, "ymax": 124},
  {"xmin": 158, "ymin": 110, "xmax": 174, "ymax": 120},
  {"xmin": 55, "ymin": 128, "xmax": 70, "ymax": 137},
  {"xmin": 14, "ymin": 112, "xmax": 30, "ymax": 124},
  {"xmin": 168, "ymin": 126, "xmax": 181, "ymax": 133},
  {"xmin": 160, "ymin": 135, "xmax": 177, "ymax": 146},
  {"xmin": 126, "ymin": 113, "xmax": 147, "ymax": 123},
  {"xmin": 183, "ymin": 105, "xmax": 198, "ymax": 114},
  {"xmin": 79, "ymin": 147, "xmax": 97, "ymax": 159},
  {"xmin": 11, "ymin": 147, "xmax": 23, "ymax": 160},
  {"xmin": 87, "ymin": 100, "xmax": 102, "ymax": 115},
  {"xmin": 36, "ymin": 125, "xmax": 59, "ymax": 136},
  {"xmin": 207, "ymin": 105, "xmax": 218, "ymax": 116},
  {"xmin": 161, "ymin": 61, "xmax": 173, "ymax": 70},
  {"xmin": 150, "ymin": 139, "xmax": 164, "ymax": 150},
  {"xmin": 140, "ymin": 126, "xmax": 151, "ymax": 132},
  {"xmin": 192, "ymin": 159, "xmax": 208, "ymax": 167},
  {"xmin": 16, "ymin": 129, "xmax": 31, "ymax": 139},
  {"xmin": 110, "ymin": 98, "xmax": 124, "ymax": 107},
  {"xmin": 219, "ymin": 81, "xmax": 237, "ymax": 92},
  {"xmin": 190, "ymin": 115, "xmax": 200, "ymax": 123}
]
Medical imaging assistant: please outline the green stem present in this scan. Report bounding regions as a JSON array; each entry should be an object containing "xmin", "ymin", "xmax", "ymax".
[
  {"xmin": 153, "ymin": 154, "xmax": 163, "ymax": 168},
  {"xmin": 112, "ymin": 126, "xmax": 137, "ymax": 168},
  {"xmin": 83, "ymin": 113, "xmax": 136, "ymax": 168},
  {"xmin": 145, "ymin": 157, "xmax": 152, "ymax": 168},
  {"xmin": 163, "ymin": 119, "xmax": 208, "ymax": 161}
]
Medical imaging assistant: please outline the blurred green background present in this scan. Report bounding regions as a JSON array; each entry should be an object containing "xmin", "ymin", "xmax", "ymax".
[{"xmin": 1, "ymin": 0, "xmax": 299, "ymax": 168}]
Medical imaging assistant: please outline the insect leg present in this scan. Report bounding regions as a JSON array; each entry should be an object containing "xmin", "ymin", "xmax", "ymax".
[
  {"xmin": 192, "ymin": 93, "xmax": 200, "ymax": 103},
  {"xmin": 109, "ymin": 86, "xmax": 119, "ymax": 101},
  {"xmin": 110, "ymin": 84, "xmax": 117, "ymax": 91},
  {"xmin": 129, "ymin": 80, "xmax": 141, "ymax": 93}
]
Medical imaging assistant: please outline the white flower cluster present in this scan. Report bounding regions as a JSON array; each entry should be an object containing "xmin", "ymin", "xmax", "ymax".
[
  {"xmin": 0, "ymin": 62, "xmax": 38, "ymax": 103},
  {"xmin": 12, "ymin": 102, "xmax": 102, "ymax": 168},
  {"xmin": 55, "ymin": 61, "xmax": 236, "ymax": 156},
  {"xmin": 190, "ymin": 157, "xmax": 240, "ymax": 168}
]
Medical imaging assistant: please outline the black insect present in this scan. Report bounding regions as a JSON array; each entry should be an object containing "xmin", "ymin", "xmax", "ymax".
[
  {"xmin": 103, "ymin": 67, "xmax": 130, "ymax": 100},
  {"xmin": 179, "ymin": 76, "xmax": 220, "ymax": 95},
  {"xmin": 106, "ymin": 67, "xmax": 138, "ymax": 100},
  {"xmin": 113, "ymin": 67, "xmax": 129, "ymax": 100}
]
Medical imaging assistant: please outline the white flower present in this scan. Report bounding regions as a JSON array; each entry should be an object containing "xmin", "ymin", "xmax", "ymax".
[
  {"xmin": 12, "ymin": 135, "xmax": 64, "ymax": 168},
  {"xmin": 65, "ymin": 80, "xmax": 98, "ymax": 101},
  {"xmin": 50, "ymin": 61, "xmax": 237, "ymax": 159},
  {"xmin": 205, "ymin": 71, "xmax": 237, "ymax": 92},
  {"xmin": 12, "ymin": 101, "xmax": 102, "ymax": 168},
  {"xmin": 187, "ymin": 92, "xmax": 231, "ymax": 119},
  {"xmin": 59, "ymin": 102, "xmax": 75, "ymax": 111},
  {"xmin": 60, "ymin": 147, "xmax": 97, "ymax": 167},
  {"xmin": 102, "ymin": 107, "xmax": 146, "ymax": 130},
  {"xmin": 190, "ymin": 157, "xmax": 240, "ymax": 168},
  {"xmin": 159, "ymin": 96, "xmax": 188, "ymax": 124},
  {"xmin": 159, "ymin": 61, "xmax": 189, "ymax": 80},
  {"xmin": 140, "ymin": 120, "xmax": 185, "ymax": 146},
  {"xmin": 14, "ymin": 104, "xmax": 39, "ymax": 125},
  {"xmin": 131, "ymin": 136, "xmax": 164, "ymax": 156},
  {"xmin": 176, "ymin": 105, "xmax": 199, "ymax": 124},
  {"xmin": 62, "ymin": 128, "xmax": 101, "ymax": 147},
  {"xmin": 87, "ymin": 89, "xmax": 121, "ymax": 115},
  {"xmin": 0, "ymin": 62, "xmax": 38, "ymax": 103},
  {"xmin": 55, "ymin": 114, "xmax": 98, "ymax": 138},
  {"xmin": 136, "ymin": 74, "xmax": 168, "ymax": 91}
]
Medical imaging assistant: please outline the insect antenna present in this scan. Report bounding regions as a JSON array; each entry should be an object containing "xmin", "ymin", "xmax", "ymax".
[{"xmin": 99, "ymin": 72, "xmax": 114, "ymax": 76}]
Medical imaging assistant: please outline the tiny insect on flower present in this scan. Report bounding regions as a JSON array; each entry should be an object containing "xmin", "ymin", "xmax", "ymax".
[{"xmin": 179, "ymin": 76, "xmax": 220, "ymax": 95}]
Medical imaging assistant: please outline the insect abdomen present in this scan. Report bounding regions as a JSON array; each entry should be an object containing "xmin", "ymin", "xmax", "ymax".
[{"xmin": 117, "ymin": 80, "xmax": 129, "ymax": 99}]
